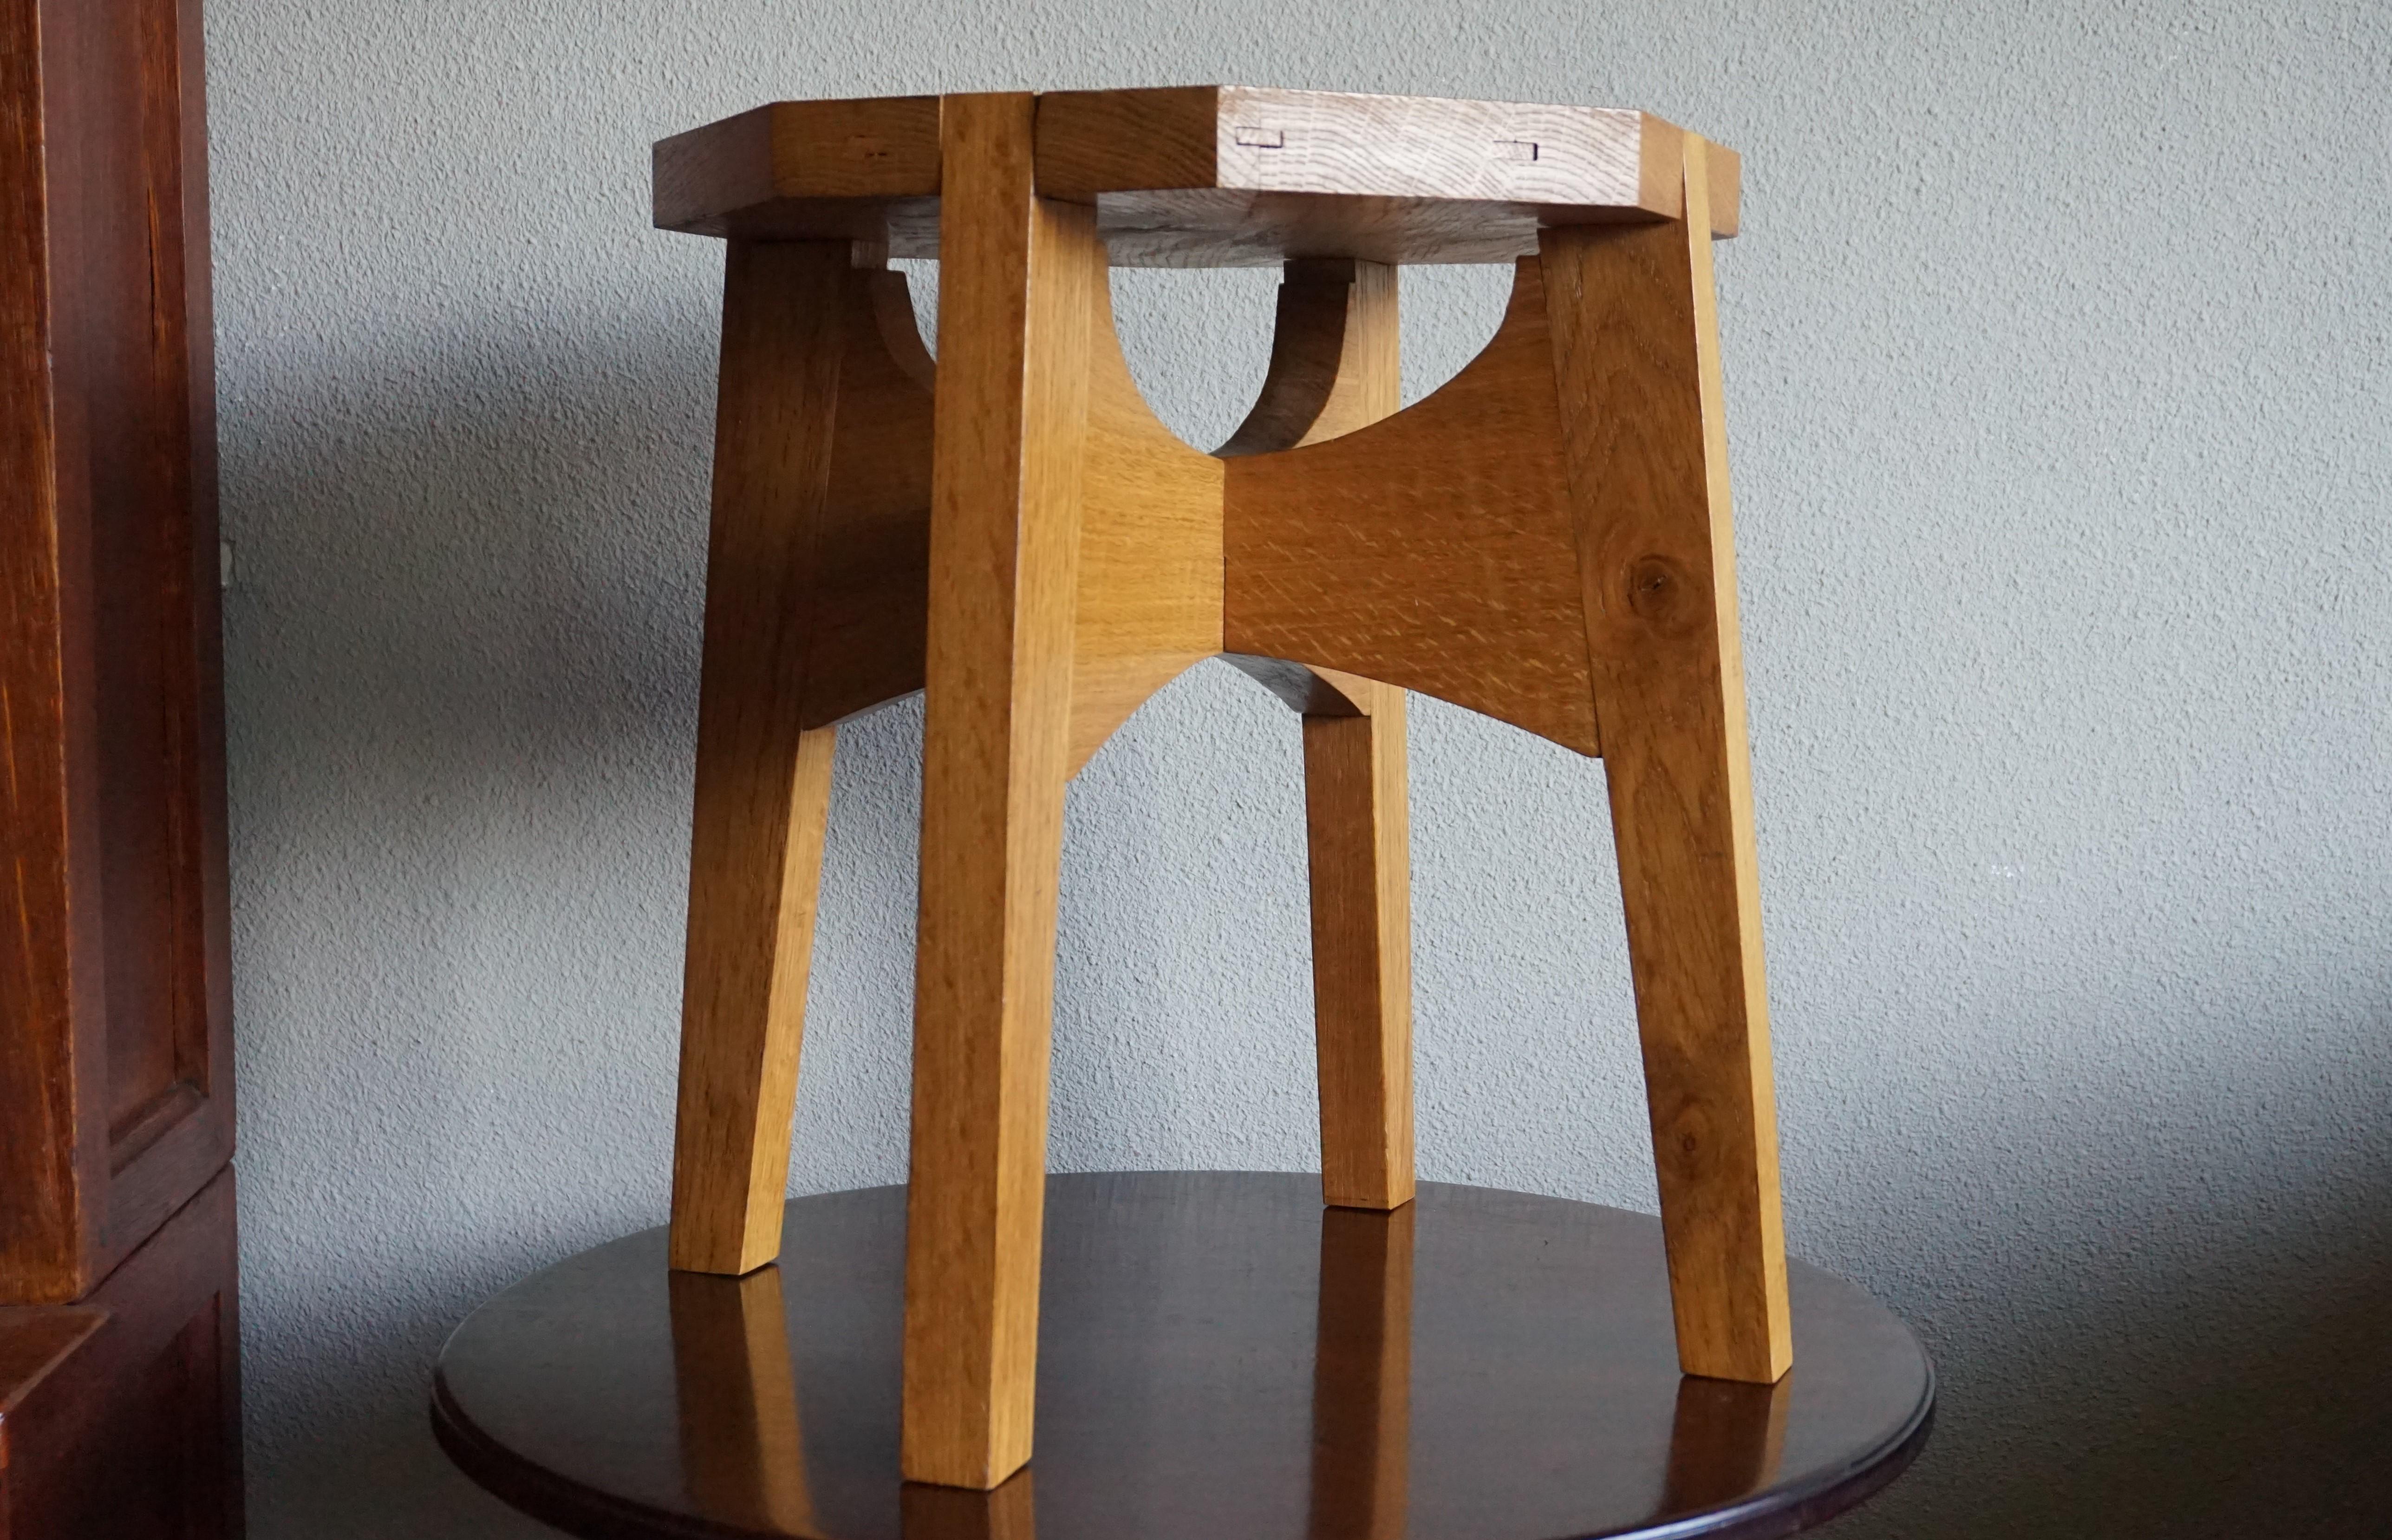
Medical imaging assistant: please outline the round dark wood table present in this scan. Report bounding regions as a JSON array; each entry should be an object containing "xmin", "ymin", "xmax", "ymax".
[{"xmin": 433, "ymin": 1173, "xmax": 1931, "ymax": 1540}]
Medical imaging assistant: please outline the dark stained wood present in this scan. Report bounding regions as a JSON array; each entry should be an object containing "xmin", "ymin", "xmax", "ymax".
[
  {"xmin": 0, "ymin": 0, "xmax": 233, "ymax": 1305},
  {"xmin": 0, "ymin": 0, "xmax": 239, "ymax": 1530},
  {"xmin": 0, "ymin": 1168, "xmax": 244, "ymax": 1539},
  {"xmin": 1308, "ymin": 1206, "xmax": 1414, "ymax": 1540},
  {"xmin": 435, "ymin": 1174, "xmax": 1931, "ymax": 1540}
]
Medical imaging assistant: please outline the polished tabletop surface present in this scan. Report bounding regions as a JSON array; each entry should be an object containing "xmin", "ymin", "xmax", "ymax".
[{"xmin": 433, "ymin": 1173, "xmax": 1931, "ymax": 1540}]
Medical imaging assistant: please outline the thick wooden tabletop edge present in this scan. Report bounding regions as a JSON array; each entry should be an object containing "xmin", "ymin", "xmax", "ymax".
[{"xmin": 652, "ymin": 87, "xmax": 1740, "ymax": 241}]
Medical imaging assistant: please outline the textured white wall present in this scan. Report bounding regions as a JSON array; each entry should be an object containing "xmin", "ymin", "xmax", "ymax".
[{"xmin": 208, "ymin": 2, "xmax": 2392, "ymax": 1535}]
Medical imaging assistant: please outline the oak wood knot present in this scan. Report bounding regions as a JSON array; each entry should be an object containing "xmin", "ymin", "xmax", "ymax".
[{"xmin": 1621, "ymin": 554, "xmax": 1708, "ymax": 634}]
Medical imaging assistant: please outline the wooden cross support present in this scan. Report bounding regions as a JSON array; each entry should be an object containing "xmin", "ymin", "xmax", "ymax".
[{"xmin": 652, "ymin": 87, "xmax": 1789, "ymax": 1490}]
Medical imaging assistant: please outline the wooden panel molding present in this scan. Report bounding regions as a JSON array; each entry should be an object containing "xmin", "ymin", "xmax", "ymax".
[{"xmin": 2, "ymin": 0, "xmax": 234, "ymax": 1308}]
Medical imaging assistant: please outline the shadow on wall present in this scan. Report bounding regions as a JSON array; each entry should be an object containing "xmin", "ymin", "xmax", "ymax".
[{"xmin": 222, "ymin": 310, "xmax": 2392, "ymax": 1540}]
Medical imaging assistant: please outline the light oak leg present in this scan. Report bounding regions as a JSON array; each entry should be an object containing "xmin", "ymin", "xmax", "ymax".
[
  {"xmin": 1544, "ymin": 138, "xmax": 1793, "ymax": 1383},
  {"xmin": 669, "ymin": 241, "xmax": 850, "ymax": 1277},
  {"xmin": 901, "ymin": 92, "xmax": 1096, "ymax": 1490},
  {"xmin": 1219, "ymin": 261, "xmax": 1416, "ymax": 1212},
  {"xmin": 1303, "ymin": 683, "xmax": 1415, "ymax": 1211}
]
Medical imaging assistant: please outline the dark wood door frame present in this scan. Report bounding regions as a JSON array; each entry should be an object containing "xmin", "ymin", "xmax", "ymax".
[{"xmin": 2, "ymin": 0, "xmax": 241, "ymax": 1531}]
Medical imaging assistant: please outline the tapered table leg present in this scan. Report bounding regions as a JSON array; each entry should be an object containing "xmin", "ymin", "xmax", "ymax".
[
  {"xmin": 1544, "ymin": 137, "xmax": 1792, "ymax": 1384},
  {"xmin": 902, "ymin": 91, "xmax": 1101, "ymax": 1490},
  {"xmin": 1304, "ymin": 680, "xmax": 1415, "ymax": 1211},
  {"xmin": 1222, "ymin": 260, "xmax": 1419, "ymax": 1213},
  {"xmin": 669, "ymin": 241, "xmax": 850, "ymax": 1277}
]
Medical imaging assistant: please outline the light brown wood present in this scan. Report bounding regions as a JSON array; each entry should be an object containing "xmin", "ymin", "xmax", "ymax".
[
  {"xmin": 1638, "ymin": 113, "xmax": 1743, "ymax": 239},
  {"xmin": 796, "ymin": 258, "xmax": 937, "ymax": 730},
  {"xmin": 1543, "ymin": 137, "xmax": 1791, "ymax": 1383},
  {"xmin": 1036, "ymin": 87, "xmax": 1741, "ymax": 265},
  {"xmin": 653, "ymin": 95, "xmax": 942, "ymax": 238},
  {"xmin": 667, "ymin": 241, "xmax": 844, "ymax": 1276},
  {"xmin": 652, "ymin": 88, "xmax": 1738, "ymax": 266},
  {"xmin": 1062, "ymin": 273, "xmax": 1225, "ymax": 774},
  {"xmin": 1310, "ymin": 1205, "xmax": 1414, "ymax": 1540},
  {"xmin": 903, "ymin": 91, "xmax": 1098, "ymax": 1491},
  {"xmin": 1217, "ymin": 259, "xmax": 1415, "ymax": 1211},
  {"xmin": 651, "ymin": 87, "xmax": 1788, "ymax": 1464},
  {"xmin": 1222, "ymin": 257, "xmax": 1601, "ymax": 757},
  {"xmin": 669, "ymin": 241, "xmax": 934, "ymax": 1277},
  {"xmin": 1303, "ymin": 686, "xmax": 1415, "ymax": 1211},
  {"xmin": 669, "ymin": 1267, "xmax": 816, "ymax": 1534},
  {"xmin": 1219, "ymin": 258, "xmax": 1398, "ymax": 456}
]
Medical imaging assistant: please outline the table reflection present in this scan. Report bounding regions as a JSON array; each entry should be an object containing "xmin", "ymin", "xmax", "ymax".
[
  {"xmin": 1310, "ymin": 1204, "xmax": 1415, "ymax": 1540},
  {"xmin": 1660, "ymin": 1373, "xmax": 1789, "ymax": 1514},
  {"xmin": 665, "ymin": 1199, "xmax": 1792, "ymax": 1540},
  {"xmin": 668, "ymin": 1266, "xmax": 818, "ymax": 1535}
]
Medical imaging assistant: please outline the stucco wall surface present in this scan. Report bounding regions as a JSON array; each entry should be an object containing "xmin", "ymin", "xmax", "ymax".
[{"xmin": 206, "ymin": 1, "xmax": 2392, "ymax": 1534}]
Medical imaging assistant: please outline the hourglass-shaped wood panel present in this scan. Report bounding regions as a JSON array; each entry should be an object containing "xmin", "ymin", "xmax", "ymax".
[{"xmin": 653, "ymin": 87, "xmax": 1785, "ymax": 1493}]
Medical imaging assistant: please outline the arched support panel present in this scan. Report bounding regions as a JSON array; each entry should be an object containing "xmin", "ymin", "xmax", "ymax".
[
  {"xmin": 1221, "ymin": 256, "xmax": 1603, "ymax": 757},
  {"xmin": 1062, "ymin": 272, "xmax": 1225, "ymax": 775},
  {"xmin": 1212, "ymin": 256, "xmax": 1418, "ymax": 1216},
  {"xmin": 1219, "ymin": 257, "xmax": 1398, "ymax": 456}
]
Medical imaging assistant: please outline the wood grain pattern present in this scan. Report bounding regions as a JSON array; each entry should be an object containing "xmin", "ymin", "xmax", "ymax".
[
  {"xmin": 795, "ymin": 259, "xmax": 936, "ymax": 729},
  {"xmin": 1032, "ymin": 85, "xmax": 1222, "ymax": 197},
  {"xmin": 1062, "ymin": 270, "xmax": 1224, "ymax": 774},
  {"xmin": 2, "ymin": 0, "xmax": 233, "ymax": 1307},
  {"xmin": 903, "ymin": 91, "xmax": 1097, "ymax": 1491},
  {"xmin": 1037, "ymin": 86, "xmax": 1736, "ymax": 228},
  {"xmin": 653, "ymin": 95, "xmax": 942, "ymax": 238},
  {"xmin": 669, "ymin": 241, "xmax": 935, "ymax": 1276},
  {"xmin": 1303, "ymin": 690, "xmax": 1415, "ymax": 1211},
  {"xmin": 669, "ymin": 1267, "xmax": 816, "ymax": 1534},
  {"xmin": 654, "ymin": 89, "xmax": 1738, "ymax": 267},
  {"xmin": 0, "ymin": 1168, "xmax": 242, "ymax": 1538},
  {"xmin": 1217, "ymin": 258, "xmax": 1415, "ymax": 1211},
  {"xmin": 669, "ymin": 241, "xmax": 846, "ymax": 1277},
  {"xmin": 0, "ymin": 0, "xmax": 82, "ymax": 1302},
  {"xmin": 1638, "ymin": 114, "xmax": 1742, "ymax": 240},
  {"xmin": 1223, "ymin": 256, "xmax": 1601, "ymax": 757},
  {"xmin": 648, "ymin": 85, "xmax": 1784, "ymax": 1450},
  {"xmin": 1543, "ymin": 137, "xmax": 1791, "ymax": 1383},
  {"xmin": 1218, "ymin": 258, "xmax": 1397, "ymax": 456}
]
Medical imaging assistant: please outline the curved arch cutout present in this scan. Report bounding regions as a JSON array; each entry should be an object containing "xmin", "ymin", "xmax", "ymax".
[{"xmin": 1220, "ymin": 257, "xmax": 1601, "ymax": 758}]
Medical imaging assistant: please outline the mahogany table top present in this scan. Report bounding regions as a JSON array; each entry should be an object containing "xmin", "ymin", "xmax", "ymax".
[{"xmin": 433, "ymin": 1172, "xmax": 1929, "ymax": 1540}]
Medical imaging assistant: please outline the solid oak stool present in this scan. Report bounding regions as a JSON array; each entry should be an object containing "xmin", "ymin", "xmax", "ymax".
[
  {"xmin": 433, "ymin": 1176, "xmax": 1933, "ymax": 1540},
  {"xmin": 651, "ymin": 87, "xmax": 1784, "ymax": 1491}
]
